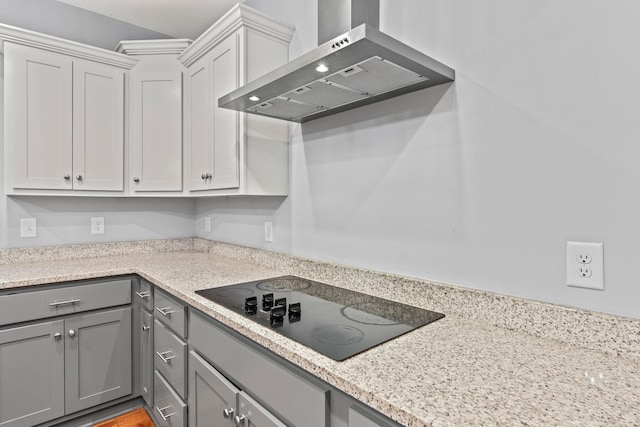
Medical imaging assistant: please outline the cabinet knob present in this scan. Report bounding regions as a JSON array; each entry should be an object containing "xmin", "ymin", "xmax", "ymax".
[
  {"xmin": 133, "ymin": 177, "xmax": 140, "ymax": 183},
  {"xmin": 64, "ymin": 174, "xmax": 71, "ymax": 180},
  {"xmin": 76, "ymin": 175, "xmax": 83, "ymax": 181},
  {"xmin": 207, "ymin": 173, "xmax": 213, "ymax": 179},
  {"xmin": 223, "ymin": 408, "xmax": 234, "ymax": 418},
  {"xmin": 201, "ymin": 173, "xmax": 207, "ymax": 180},
  {"xmin": 54, "ymin": 332, "xmax": 62, "ymax": 340},
  {"xmin": 234, "ymin": 415, "xmax": 246, "ymax": 426},
  {"xmin": 142, "ymin": 325, "xmax": 150, "ymax": 332},
  {"xmin": 68, "ymin": 329, "xmax": 76, "ymax": 337}
]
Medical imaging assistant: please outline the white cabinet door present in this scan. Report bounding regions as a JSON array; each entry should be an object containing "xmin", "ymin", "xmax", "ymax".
[
  {"xmin": 72, "ymin": 61, "xmax": 124, "ymax": 191},
  {"xmin": 210, "ymin": 34, "xmax": 240, "ymax": 190},
  {"xmin": 5, "ymin": 43, "xmax": 73, "ymax": 190},
  {"xmin": 184, "ymin": 57, "xmax": 213, "ymax": 191},
  {"xmin": 130, "ymin": 70, "xmax": 183, "ymax": 192}
]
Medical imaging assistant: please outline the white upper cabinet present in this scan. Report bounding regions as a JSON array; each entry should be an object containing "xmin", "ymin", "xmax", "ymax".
[
  {"xmin": 1, "ymin": 24, "xmax": 137, "ymax": 195},
  {"xmin": 118, "ymin": 40, "xmax": 191, "ymax": 194},
  {"xmin": 179, "ymin": 4, "xmax": 295, "ymax": 196}
]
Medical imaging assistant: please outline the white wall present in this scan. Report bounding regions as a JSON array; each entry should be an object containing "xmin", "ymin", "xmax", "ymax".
[
  {"xmin": 196, "ymin": 0, "xmax": 640, "ymax": 319},
  {"xmin": 0, "ymin": 0, "xmax": 196, "ymax": 248}
]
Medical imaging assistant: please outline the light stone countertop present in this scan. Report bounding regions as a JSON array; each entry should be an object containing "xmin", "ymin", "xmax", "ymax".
[{"xmin": 1, "ymin": 240, "xmax": 639, "ymax": 427}]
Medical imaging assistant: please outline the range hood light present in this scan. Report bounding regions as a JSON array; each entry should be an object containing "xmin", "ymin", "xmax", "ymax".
[
  {"xmin": 249, "ymin": 95, "xmax": 260, "ymax": 102},
  {"xmin": 315, "ymin": 63, "xmax": 329, "ymax": 73}
]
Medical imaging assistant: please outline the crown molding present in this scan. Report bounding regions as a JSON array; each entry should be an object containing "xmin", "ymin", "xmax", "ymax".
[
  {"xmin": 178, "ymin": 3, "xmax": 295, "ymax": 67},
  {"xmin": 115, "ymin": 39, "xmax": 193, "ymax": 56},
  {"xmin": 0, "ymin": 23, "xmax": 138, "ymax": 69}
]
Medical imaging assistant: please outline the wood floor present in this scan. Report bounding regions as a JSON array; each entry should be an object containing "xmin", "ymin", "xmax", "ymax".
[{"xmin": 93, "ymin": 408, "xmax": 155, "ymax": 427}]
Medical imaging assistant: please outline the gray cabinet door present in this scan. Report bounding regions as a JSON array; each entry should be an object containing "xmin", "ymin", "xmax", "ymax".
[
  {"xmin": 65, "ymin": 307, "xmax": 132, "ymax": 413},
  {"xmin": 237, "ymin": 391, "xmax": 287, "ymax": 427},
  {"xmin": 140, "ymin": 308, "xmax": 154, "ymax": 407},
  {"xmin": 188, "ymin": 351, "xmax": 238, "ymax": 427},
  {"xmin": 0, "ymin": 320, "xmax": 65, "ymax": 427}
]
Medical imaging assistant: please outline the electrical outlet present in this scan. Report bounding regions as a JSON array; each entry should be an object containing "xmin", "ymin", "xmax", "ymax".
[
  {"xmin": 20, "ymin": 218, "xmax": 37, "ymax": 238},
  {"xmin": 91, "ymin": 217, "xmax": 105, "ymax": 235},
  {"xmin": 567, "ymin": 242, "xmax": 603, "ymax": 290},
  {"xmin": 264, "ymin": 221, "xmax": 273, "ymax": 242},
  {"xmin": 204, "ymin": 216, "xmax": 211, "ymax": 232}
]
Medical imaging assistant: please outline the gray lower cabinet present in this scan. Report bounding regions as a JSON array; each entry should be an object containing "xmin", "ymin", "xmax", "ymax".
[
  {"xmin": 65, "ymin": 307, "xmax": 132, "ymax": 413},
  {"xmin": 0, "ymin": 320, "xmax": 65, "ymax": 427},
  {"xmin": 237, "ymin": 391, "xmax": 288, "ymax": 427},
  {"xmin": 154, "ymin": 370, "xmax": 187, "ymax": 427}
]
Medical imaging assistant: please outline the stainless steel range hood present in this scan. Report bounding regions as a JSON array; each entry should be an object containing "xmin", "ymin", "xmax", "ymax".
[{"xmin": 218, "ymin": 0, "xmax": 454, "ymax": 123}]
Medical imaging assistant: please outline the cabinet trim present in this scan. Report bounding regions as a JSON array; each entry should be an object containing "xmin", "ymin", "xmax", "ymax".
[
  {"xmin": 178, "ymin": 4, "xmax": 294, "ymax": 67},
  {"xmin": 0, "ymin": 23, "xmax": 138, "ymax": 69}
]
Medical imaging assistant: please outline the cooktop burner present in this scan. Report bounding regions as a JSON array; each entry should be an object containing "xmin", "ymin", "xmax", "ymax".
[{"xmin": 195, "ymin": 275, "xmax": 444, "ymax": 361}]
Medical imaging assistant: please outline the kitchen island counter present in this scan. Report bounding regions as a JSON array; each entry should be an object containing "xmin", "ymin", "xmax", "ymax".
[{"xmin": 1, "ymin": 239, "xmax": 639, "ymax": 427}]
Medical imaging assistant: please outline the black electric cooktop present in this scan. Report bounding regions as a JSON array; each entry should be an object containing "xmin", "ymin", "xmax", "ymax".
[{"xmin": 196, "ymin": 275, "xmax": 444, "ymax": 361}]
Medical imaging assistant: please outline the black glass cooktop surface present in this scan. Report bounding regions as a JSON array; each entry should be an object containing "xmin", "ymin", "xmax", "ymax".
[{"xmin": 195, "ymin": 275, "xmax": 444, "ymax": 361}]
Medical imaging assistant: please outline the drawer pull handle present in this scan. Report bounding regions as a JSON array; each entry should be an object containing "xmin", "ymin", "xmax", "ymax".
[
  {"xmin": 136, "ymin": 291, "xmax": 151, "ymax": 299},
  {"xmin": 49, "ymin": 298, "xmax": 80, "ymax": 307},
  {"xmin": 156, "ymin": 306, "xmax": 176, "ymax": 316},
  {"xmin": 223, "ymin": 408, "xmax": 234, "ymax": 418},
  {"xmin": 156, "ymin": 350, "xmax": 176, "ymax": 363},
  {"xmin": 155, "ymin": 405, "xmax": 176, "ymax": 421}
]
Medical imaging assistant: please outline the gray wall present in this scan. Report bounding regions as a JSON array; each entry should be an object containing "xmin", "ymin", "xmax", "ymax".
[
  {"xmin": 0, "ymin": 0, "xmax": 195, "ymax": 248},
  {"xmin": 195, "ymin": 0, "xmax": 640, "ymax": 319}
]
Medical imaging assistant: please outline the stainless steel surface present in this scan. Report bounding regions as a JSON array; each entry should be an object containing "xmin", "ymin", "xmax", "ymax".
[
  {"xmin": 68, "ymin": 329, "xmax": 76, "ymax": 337},
  {"xmin": 317, "ymin": 0, "xmax": 379, "ymax": 45},
  {"xmin": 157, "ymin": 350, "xmax": 177, "ymax": 363},
  {"xmin": 49, "ymin": 298, "xmax": 80, "ymax": 307},
  {"xmin": 136, "ymin": 291, "xmax": 150, "ymax": 299},
  {"xmin": 218, "ymin": 2, "xmax": 454, "ymax": 123},
  {"xmin": 156, "ymin": 306, "xmax": 176, "ymax": 317},
  {"xmin": 156, "ymin": 405, "xmax": 176, "ymax": 421}
]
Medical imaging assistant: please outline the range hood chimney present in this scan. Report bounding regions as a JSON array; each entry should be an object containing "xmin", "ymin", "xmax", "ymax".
[{"xmin": 218, "ymin": 0, "xmax": 455, "ymax": 123}]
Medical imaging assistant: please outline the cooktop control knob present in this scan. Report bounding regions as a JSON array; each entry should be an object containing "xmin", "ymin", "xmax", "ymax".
[
  {"xmin": 262, "ymin": 293, "xmax": 274, "ymax": 310},
  {"xmin": 288, "ymin": 302, "xmax": 301, "ymax": 322},
  {"xmin": 270, "ymin": 305, "xmax": 285, "ymax": 321},
  {"xmin": 244, "ymin": 296, "xmax": 257, "ymax": 314},
  {"xmin": 274, "ymin": 297, "xmax": 287, "ymax": 310}
]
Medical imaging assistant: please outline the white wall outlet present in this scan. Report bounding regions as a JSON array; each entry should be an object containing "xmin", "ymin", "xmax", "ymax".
[
  {"xmin": 91, "ymin": 217, "xmax": 105, "ymax": 235},
  {"xmin": 20, "ymin": 218, "xmax": 37, "ymax": 238},
  {"xmin": 567, "ymin": 242, "xmax": 603, "ymax": 290},
  {"xmin": 264, "ymin": 221, "xmax": 273, "ymax": 242},
  {"xmin": 204, "ymin": 216, "xmax": 211, "ymax": 233}
]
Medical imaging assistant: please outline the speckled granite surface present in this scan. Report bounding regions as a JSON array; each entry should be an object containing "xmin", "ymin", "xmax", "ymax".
[{"xmin": 1, "ymin": 239, "xmax": 639, "ymax": 426}]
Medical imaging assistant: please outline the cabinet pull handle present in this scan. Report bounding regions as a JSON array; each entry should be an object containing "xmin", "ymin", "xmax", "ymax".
[
  {"xmin": 223, "ymin": 408, "xmax": 234, "ymax": 418},
  {"xmin": 155, "ymin": 405, "xmax": 176, "ymax": 421},
  {"xmin": 136, "ymin": 291, "xmax": 150, "ymax": 299},
  {"xmin": 133, "ymin": 177, "xmax": 140, "ymax": 183},
  {"xmin": 49, "ymin": 298, "xmax": 80, "ymax": 307},
  {"xmin": 142, "ymin": 325, "xmax": 150, "ymax": 332},
  {"xmin": 54, "ymin": 332, "xmax": 62, "ymax": 340},
  {"xmin": 156, "ymin": 306, "xmax": 176, "ymax": 316},
  {"xmin": 201, "ymin": 173, "xmax": 207, "ymax": 180},
  {"xmin": 206, "ymin": 173, "xmax": 213, "ymax": 179},
  {"xmin": 156, "ymin": 350, "xmax": 176, "ymax": 363},
  {"xmin": 68, "ymin": 329, "xmax": 76, "ymax": 337},
  {"xmin": 234, "ymin": 415, "xmax": 246, "ymax": 426},
  {"xmin": 76, "ymin": 175, "xmax": 83, "ymax": 181},
  {"xmin": 64, "ymin": 174, "xmax": 71, "ymax": 180}
]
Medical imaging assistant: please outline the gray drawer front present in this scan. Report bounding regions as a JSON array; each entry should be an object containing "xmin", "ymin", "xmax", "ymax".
[
  {"xmin": 153, "ymin": 371, "xmax": 186, "ymax": 427},
  {"xmin": 154, "ymin": 288, "xmax": 187, "ymax": 338},
  {"xmin": 190, "ymin": 311, "xmax": 329, "ymax": 427},
  {"xmin": 134, "ymin": 279, "xmax": 153, "ymax": 311},
  {"xmin": 154, "ymin": 319, "xmax": 187, "ymax": 399},
  {"xmin": 0, "ymin": 278, "xmax": 131, "ymax": 326}
]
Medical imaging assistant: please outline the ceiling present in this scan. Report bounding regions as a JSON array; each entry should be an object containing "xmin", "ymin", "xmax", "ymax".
[{"xmin": 55, "ymin": 0, "xmax": 245, "ymax": 40}]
